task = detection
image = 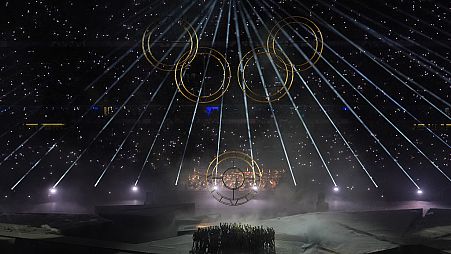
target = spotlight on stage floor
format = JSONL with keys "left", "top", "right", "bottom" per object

{"left": 417, "top": 189, "right": 423, "bottom": 195}
{"left": 131, "top": 186, "right": 139, "bottom": 192}
{"left": 49, "top": 188, "right": 57, "bottom": 195}
{"left": 333, "top": 186, "right": 340, "bottom": 192}
{"left": 252, "top": 185, "right": 258, "bottom": 192}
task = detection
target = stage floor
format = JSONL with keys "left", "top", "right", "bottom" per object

{"left": 1, "top": 208, "right": 450, "bottom": 253}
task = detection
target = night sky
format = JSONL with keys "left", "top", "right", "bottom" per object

{"left": 0, "top": 0, "right": 450, "bottom": 203}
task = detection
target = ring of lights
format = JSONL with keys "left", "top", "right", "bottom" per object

{"left": 175, "top": 47, "right": 231, "bottom": 104}
{"left": 206, "top": 151, "right": 262, "bottom": 206}
{"left": 142, "top": 16, "right": 322, "bottom": 104}
{"left": 267, "top": 16, "right": 323, "bottom": 71}
{"left": 237, "top": 47, "right": 294, "bottom": 103}
{"left": 142, "top": 19, "right": 199, "bottom": 72}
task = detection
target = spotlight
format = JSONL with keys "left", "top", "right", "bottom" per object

{"left": 213, "top": 185, "right": 218, "bottom": 190}
{"left": 49, "top": 188, "right": 57, "bottom": 195}
{"left": 417, "top": 189, "right": 423, "bottom": 195}
{"left": 131, "top": 186, "right": 138, "bottom": 192}
{"left": 252, "top": 185, "right": 258, "bottom": 191}
{"left": 333, "top": 186, "right": 339, "bottom": 192}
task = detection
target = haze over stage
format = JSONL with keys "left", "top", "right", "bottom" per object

{"left": 0, "top": 207, "right": 451, "bottom": 253}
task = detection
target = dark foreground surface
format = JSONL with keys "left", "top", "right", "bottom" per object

{"left": 0, "top": 205, "right": 450, "bottom": 253}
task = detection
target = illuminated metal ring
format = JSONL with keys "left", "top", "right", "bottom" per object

{"left": 241, "top": 48, "right": 294, "bottom": 102}
{"left": 267, "top": 16, "right": 323, "bottom": 71}
{"left": 175, "top": 47, "right": 231, "bottom": 104}
{"left": 237, "top": 47, "right": 294, "bottom": 103}
{"left": 205, "top": 151, "right": 263, "bottom": 206}
{"left": 142, "top": 19, "right": 199, "bottom": 72}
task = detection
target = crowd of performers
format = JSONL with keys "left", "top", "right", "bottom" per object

{"left": 191, "top": 223, "right": 276, "bottom": 253}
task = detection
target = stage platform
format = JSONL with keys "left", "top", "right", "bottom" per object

{"left": 0, "top": 208, "right": 450, "bottom": 253}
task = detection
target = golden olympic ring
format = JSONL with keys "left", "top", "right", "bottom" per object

{"left": 237, "top": 47, "right": 294, "bottom": 103}
{"left": 142, "top": 19, "right": 199, "bottom": 72}
{"left": 267, "top": 16, "right": 323, "bottom": 71}
{"left": 174, "top": 47, "right": 231, "bottom": 104}
{"left": 206, "top": 151, "right": 262, "bottom": 190}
